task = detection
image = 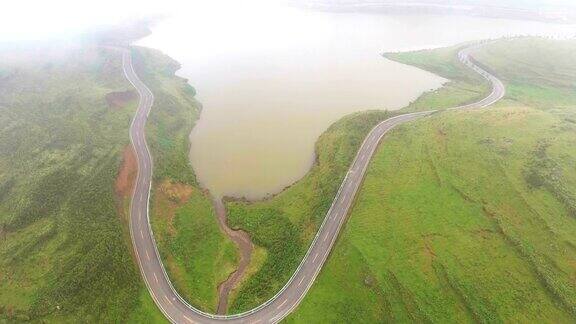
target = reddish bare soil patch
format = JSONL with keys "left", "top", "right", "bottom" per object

{"left": 115, "top": 145, "right": 137, "bottom": 199}
{"left": 106, "top": 90, "right": 136, "bottom": 109}
{"left": 115, "top": 144, "right": 138, "bottom": 263}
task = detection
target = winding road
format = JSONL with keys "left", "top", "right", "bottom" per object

{"left": 123, "top": 42, "right": 505, "bottom": 323}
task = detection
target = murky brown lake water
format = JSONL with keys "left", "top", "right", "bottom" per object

{"left": 139, "top": 3, "right": 574, "bottom": 199}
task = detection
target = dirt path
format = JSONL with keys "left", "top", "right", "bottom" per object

{"left": 213, "top": 198, "right": 253, "bottom": 314}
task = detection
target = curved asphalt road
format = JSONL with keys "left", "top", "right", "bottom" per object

{"left": 123, "top": 42, "right": 505, "bottom": 323}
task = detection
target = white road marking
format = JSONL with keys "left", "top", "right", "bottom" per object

{"left": 154, "top": 273, "right": 159, "bottom": 283}
{"left": 323, "top": 232, "right": 329, "bottom": 242}
{"left": 277, "top": 299, "right": 288, "bottom": 309}
{"left": 312, "top": 252, "right": 319, "bottom": 263}
{"left": 183, "top": 315, "right": 194, "bottom": 323}
{"left": 140, "top": 230, "right": 144, "bottom": 240}
{"left": 297, "top": 276, "right": 306, "bottom": 287}
{"left": 164, "top": 295, "right": 173, "bottom": 305}
{"left": 145, "top": 250, "right": 150, "bottom": 261}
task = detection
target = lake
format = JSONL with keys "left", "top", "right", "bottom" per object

{"left": 139, "top": 3, "right": 575, "bottom": 199}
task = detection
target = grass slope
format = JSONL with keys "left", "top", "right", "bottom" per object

{"left": 288, "top": 37, "right": 576, "bottom": 322}
{"left": 132, "top": 47, "right": 238, "bottom": 313}
{"left": 0, "top": 43, "right": 150, "bottom": 322}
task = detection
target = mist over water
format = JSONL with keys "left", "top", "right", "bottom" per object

{"left": 138, "top": 4, "right": 575, "bottom": 200}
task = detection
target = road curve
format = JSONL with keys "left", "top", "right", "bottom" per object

{"left": 123, "top": 42, "right": 505, "bottom": 324}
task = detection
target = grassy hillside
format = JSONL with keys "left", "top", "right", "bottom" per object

{"left": 132, "top": 47, "right": 239, "bottom": 313}
{"left": 0, "top": 39, "right": 232, "bottom": 321}
{"left": 287, "top": 37, "right": 576, "bottom": 322}
{"left": 0, "top": 43, "right": 152, "bottom": 322}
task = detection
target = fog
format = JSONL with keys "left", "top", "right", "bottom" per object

{"left": 0, "top": 0, "right": 286, "bottom": 41}
{"left": 2, "top": 0, "right": 575, "bottom": 200}
{"left": 1, "top": 0, "right": 575, "bottom": 42}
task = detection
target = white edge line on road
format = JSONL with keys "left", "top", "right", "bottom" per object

{"left": 297, "top": 276, "right": 305, "bottom": 287}
{"left": 165, "top": 295, "right": 173, "bottom": 305}
{"left": 270, "top": 312, "right": 284, "bottom": 323}
{"left": 312, "top": 252, "right": 319, "bottom": 263}
{"left": 276, "top": 299, "right": 288, "bottom": 310}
